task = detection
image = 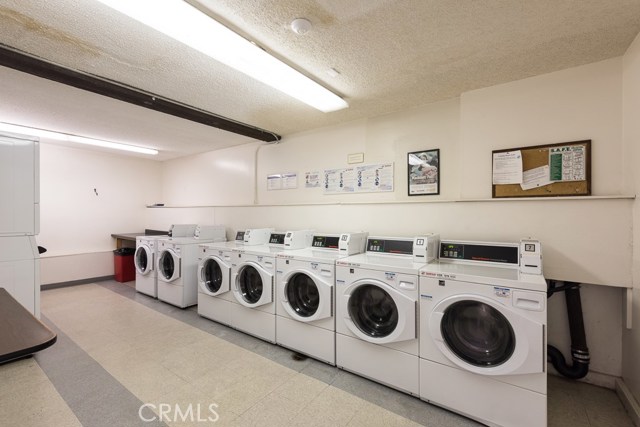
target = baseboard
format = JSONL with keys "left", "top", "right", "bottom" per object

{"left": 548, "top": 364, "right": 618, "bottom": 389}
{"left": 617, "top": 378, "right": 640, "bottom": 427}
{"left": 41, "top": 276, "right": 114, "bottom": 290}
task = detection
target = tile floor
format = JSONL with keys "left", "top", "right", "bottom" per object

{"left": 0, "top": 280, "right": 635, "bottom": 427}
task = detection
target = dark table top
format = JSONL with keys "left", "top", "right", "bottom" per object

{"left": 111, "top": 229, "right": 168, "bottom": 241}
{"left": 0, "top": 289, "right": 57, "bottom": 364}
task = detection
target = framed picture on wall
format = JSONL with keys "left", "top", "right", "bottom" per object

{"left": 408, "top": 149, "right": 440, "bottom": 196}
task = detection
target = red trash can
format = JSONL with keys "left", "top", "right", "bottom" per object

{"left": 113, "top": 248, "right": 136, "bottom": 282}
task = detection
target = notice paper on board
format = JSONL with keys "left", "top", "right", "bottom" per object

{"left": 549, "top": 146, "right": 586, "bottom": 181}
{"left": 492, "top": 150, "right": 523, "bottom": 185}
{"left": 520, "top": 165, "right": 552, "bottom": 191}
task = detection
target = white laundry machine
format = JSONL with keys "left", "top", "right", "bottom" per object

{"left": 156, "top": 225, "right": 226, "bottom": 308}
{"left": 275, "top": 232, "right": 368, "bottom": 365}
{"left": 230, "top": 230, "right": 314, "bottom": 343}
{"left": 134, "top": 224, "right": 196, "bottom": 298}
{"left": 419, "top": 239, "right": 546, "bottom": 427}
{"left": 335, "top": 234, "right": 439, "bottom": 395}
{"left": 197, "top": 228, "right": 273, "bottom": 326}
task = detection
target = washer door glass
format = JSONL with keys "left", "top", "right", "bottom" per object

{"left": 160, "top": 252, "right": 175, "bottom": 280}
{"left": 203, "top": 259, "right": 223, "bottom": 293}
{"left": 238, "top": 265, "right": 263, "bottom": 304}
{"left": 441, "top": 300, "right": 516, "bottom": 367}
{"left": 348, "top": 284, "right": 398, "bottom": 337}
{"left": 286, "top": 273, "right": 319, "bottom": 317}
{"left": 135, "top": 247, "right": 147, "bottom": 272}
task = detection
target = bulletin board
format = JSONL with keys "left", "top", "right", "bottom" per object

{"left": 492, "top": 140, "right": 591, "bottom": 198}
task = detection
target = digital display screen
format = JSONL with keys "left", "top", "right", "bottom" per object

{"left": 312, "top": 236, "right": 340, "bottom": 248}
{"left": 440, "top": 243, "right": 518, "bottom": 264}
{"left": 367, "top": 239, "right": 413, "bottom": 255}
{"left": 525, "top": 244, "right": 536, "bottom": 252}
{"left": 269, "top": 233, "right": 286, "bottom": 244}
{"left": 235, "top": 231, "right": 245, "bottom": 241}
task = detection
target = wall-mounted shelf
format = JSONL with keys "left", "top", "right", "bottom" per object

{"left": 145, "top": 194, "right": 635, "bottom": 209}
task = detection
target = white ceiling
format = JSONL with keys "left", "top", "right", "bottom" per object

{"left": 0, "top": 0, "right": 639, "bottom": 160}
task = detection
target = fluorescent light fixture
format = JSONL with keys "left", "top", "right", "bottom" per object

{"left": 95, "top": 0, "right": 349, "bottom": 113}
{"left": 0, "top": 122, "right": 158, "bottom": 155}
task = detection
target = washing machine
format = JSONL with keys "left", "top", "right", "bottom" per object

{"left": 419, "top": 239, "right": 546, "bottom": 427}
{"left": 156, "top": 225, "right": 226, "bottom": 308}
{"left": 335, "top": 234, "right": 439, "bottom": 395}
{"left": 230, "top": 230, "right": 314, "bottom": 343}
{"left": 134, "top": 224, "right": 196, "bottom": 298}
{"left": 197, "top": 228, "right": 273, "bottom": 326}
{"left": 275, "top": 232, "right": 368, "bottom": 365}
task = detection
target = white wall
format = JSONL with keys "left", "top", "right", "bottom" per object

{"left": 39, "top": 143, "right": 162, "bottom": 284}
{"left": 622, "top": 32, "right": 640, "bottom": 406}
{"left": 156, "top": 58, "right": 631, "bottom": 386}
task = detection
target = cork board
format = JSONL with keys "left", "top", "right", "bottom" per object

{"left": 492, "top": 140, "right": 591, "bottom": 198}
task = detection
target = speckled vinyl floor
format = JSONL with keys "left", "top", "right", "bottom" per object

{"left": 0, "top": 281, "right": 634, "bottom": 427}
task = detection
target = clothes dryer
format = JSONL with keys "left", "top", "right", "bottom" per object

{"left": 134, "top": 224, "right": 196, "bottom": 298}
{"left": 275, "top": 232, "right": 368, "bottom": 364}
{"left": 335, "top": 234, "right": 439, "bottom": 395}
{"left": 197, "top": 228, "right": 273, "bottom": 325}
{"left": 419, "top": 239, "right": 546, "bottom": 427}
{"left": 230, "top": 230, "right": 313, "bottom": 343}
{"left": 156, "top": 225, "right": 226, "bottom": 308}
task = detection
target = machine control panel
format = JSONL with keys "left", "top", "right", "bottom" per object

{"left": 235, "top": 231, "right": 245, "bottom": 241}
{"left": 168, "top": 224, "right": 197, "bottom": 238}
{"left": 312, "top": 235, "right": 340, "bottom": 249}
{"left": 439, "top": 241, "right": 519, "bottom": 265}
{"left": 367, "top": 238, "right": 413, "bottom": 255}
{"left": 269, "top": 232, "right": 286, "bottom": 245}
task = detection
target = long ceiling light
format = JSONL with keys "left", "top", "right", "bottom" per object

{"left": 95, "top": 0, "right": 349, "bottom": 113}
{"left": 0, "top": 122, "right": 159, "bottom": 155}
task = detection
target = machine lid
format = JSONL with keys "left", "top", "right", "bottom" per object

{"left": 237, "top": 264, "right": 264, "bottom": 304}
{"left": 440, "top": 300, "right": 516, "bottom": 367}
{"left": 201, "top": 258, "right": 224, "bottom": 293}
{"left": 348, "top": 284, "right": 399, "bottom": 338}
{"left": 159, "top": 250, "right": 179, "bottom": 281}
{"left": 286, "top": 273, "right": 321, "bottom": 317}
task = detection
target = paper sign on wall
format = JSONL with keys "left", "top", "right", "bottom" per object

{"left": 305, "top": 171, "right": 320, "bottom": 188}
{"left": 267, "top": 172, "right": 297, "bottom": 190}
{"left": 549, "top": 146, "right": 586, "bottom": 181}
{"left": 324, "top": 163, "right": 394, "bottom": 194}
{"left": 492, "top": 151, "right": 523, "bottom": 184}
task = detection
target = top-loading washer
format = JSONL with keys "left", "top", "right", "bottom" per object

{"left": 335, "top": 234, "right": 439, "bottom": 395}
{"left": 156, "top": 225, "right": 226, "bottom": 308}
{"left": 197, "top": 228, "right": 273, "bottom": 326}
{"left": 275, "top": 232, "right": 368, "bottom": 365}
{"left": 134, "top": 224, "right": 196, "bottom": 298}
{"left": 419, "top": 239, "right": 546, "bottom": 427}
{"left": 230, "top": 230, "right": 314, "bottom": 343}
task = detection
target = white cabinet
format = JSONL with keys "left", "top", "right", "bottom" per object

{"left": 0, "top": 236, "right": 40, "bottom": 317}
{"left": 0, "top": 133, "right": 39, "bottom": 236}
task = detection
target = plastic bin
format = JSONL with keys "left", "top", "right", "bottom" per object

{"left": 113, "top": 247, "right": 136, "bottom": 283}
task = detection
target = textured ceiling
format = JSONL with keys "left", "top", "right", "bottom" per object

{"left": 0, "top": 0, "right": 639, "bottom": 159}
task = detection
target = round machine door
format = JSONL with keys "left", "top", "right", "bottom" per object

{"left": 157, "top": 249, "right": 181, "bottom": 282}
{"left": 135, "top": 244, "right": 153, "bottom": 275}
{"left": 232, "top": 261, "right": 273, "bottom": 308}
{"left": 341, "top": 279, "right": 416, "bottom": 344}
{"left": 429, "top": 294, "right": 544, "bottom": 376}
{"left": 279, "top": 269, "right": 332, "bottom": 322}
{"left": 198, "top": 255, "right": 230, "bottom": 296}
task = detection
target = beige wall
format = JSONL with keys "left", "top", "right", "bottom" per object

{"left": 622, "top": 32, "right": 640, "bottom": 404}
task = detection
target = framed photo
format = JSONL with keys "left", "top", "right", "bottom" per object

{"left": 408, "top": 149, "right": 440, "bottom": 196}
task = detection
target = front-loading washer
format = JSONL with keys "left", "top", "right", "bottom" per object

{"left": 156, "top": 225, "right": 226, "bottom": 308}
{"left": 134, "top": 224, "right": 196, "bottom": 298}
{"left": 335, "top": 234, "right": 439, "bottom": 395}
{"left": 275, "top": 232, "right": 368, "bottom": 365}
{"left": 230, "top": 230, "right": 314, "bottom": 343}
{"left": 197, "top": 228, "right": 274, "bottom": 326}
{"left": 419, "top": 239, "right": 546, "bottom": 427}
